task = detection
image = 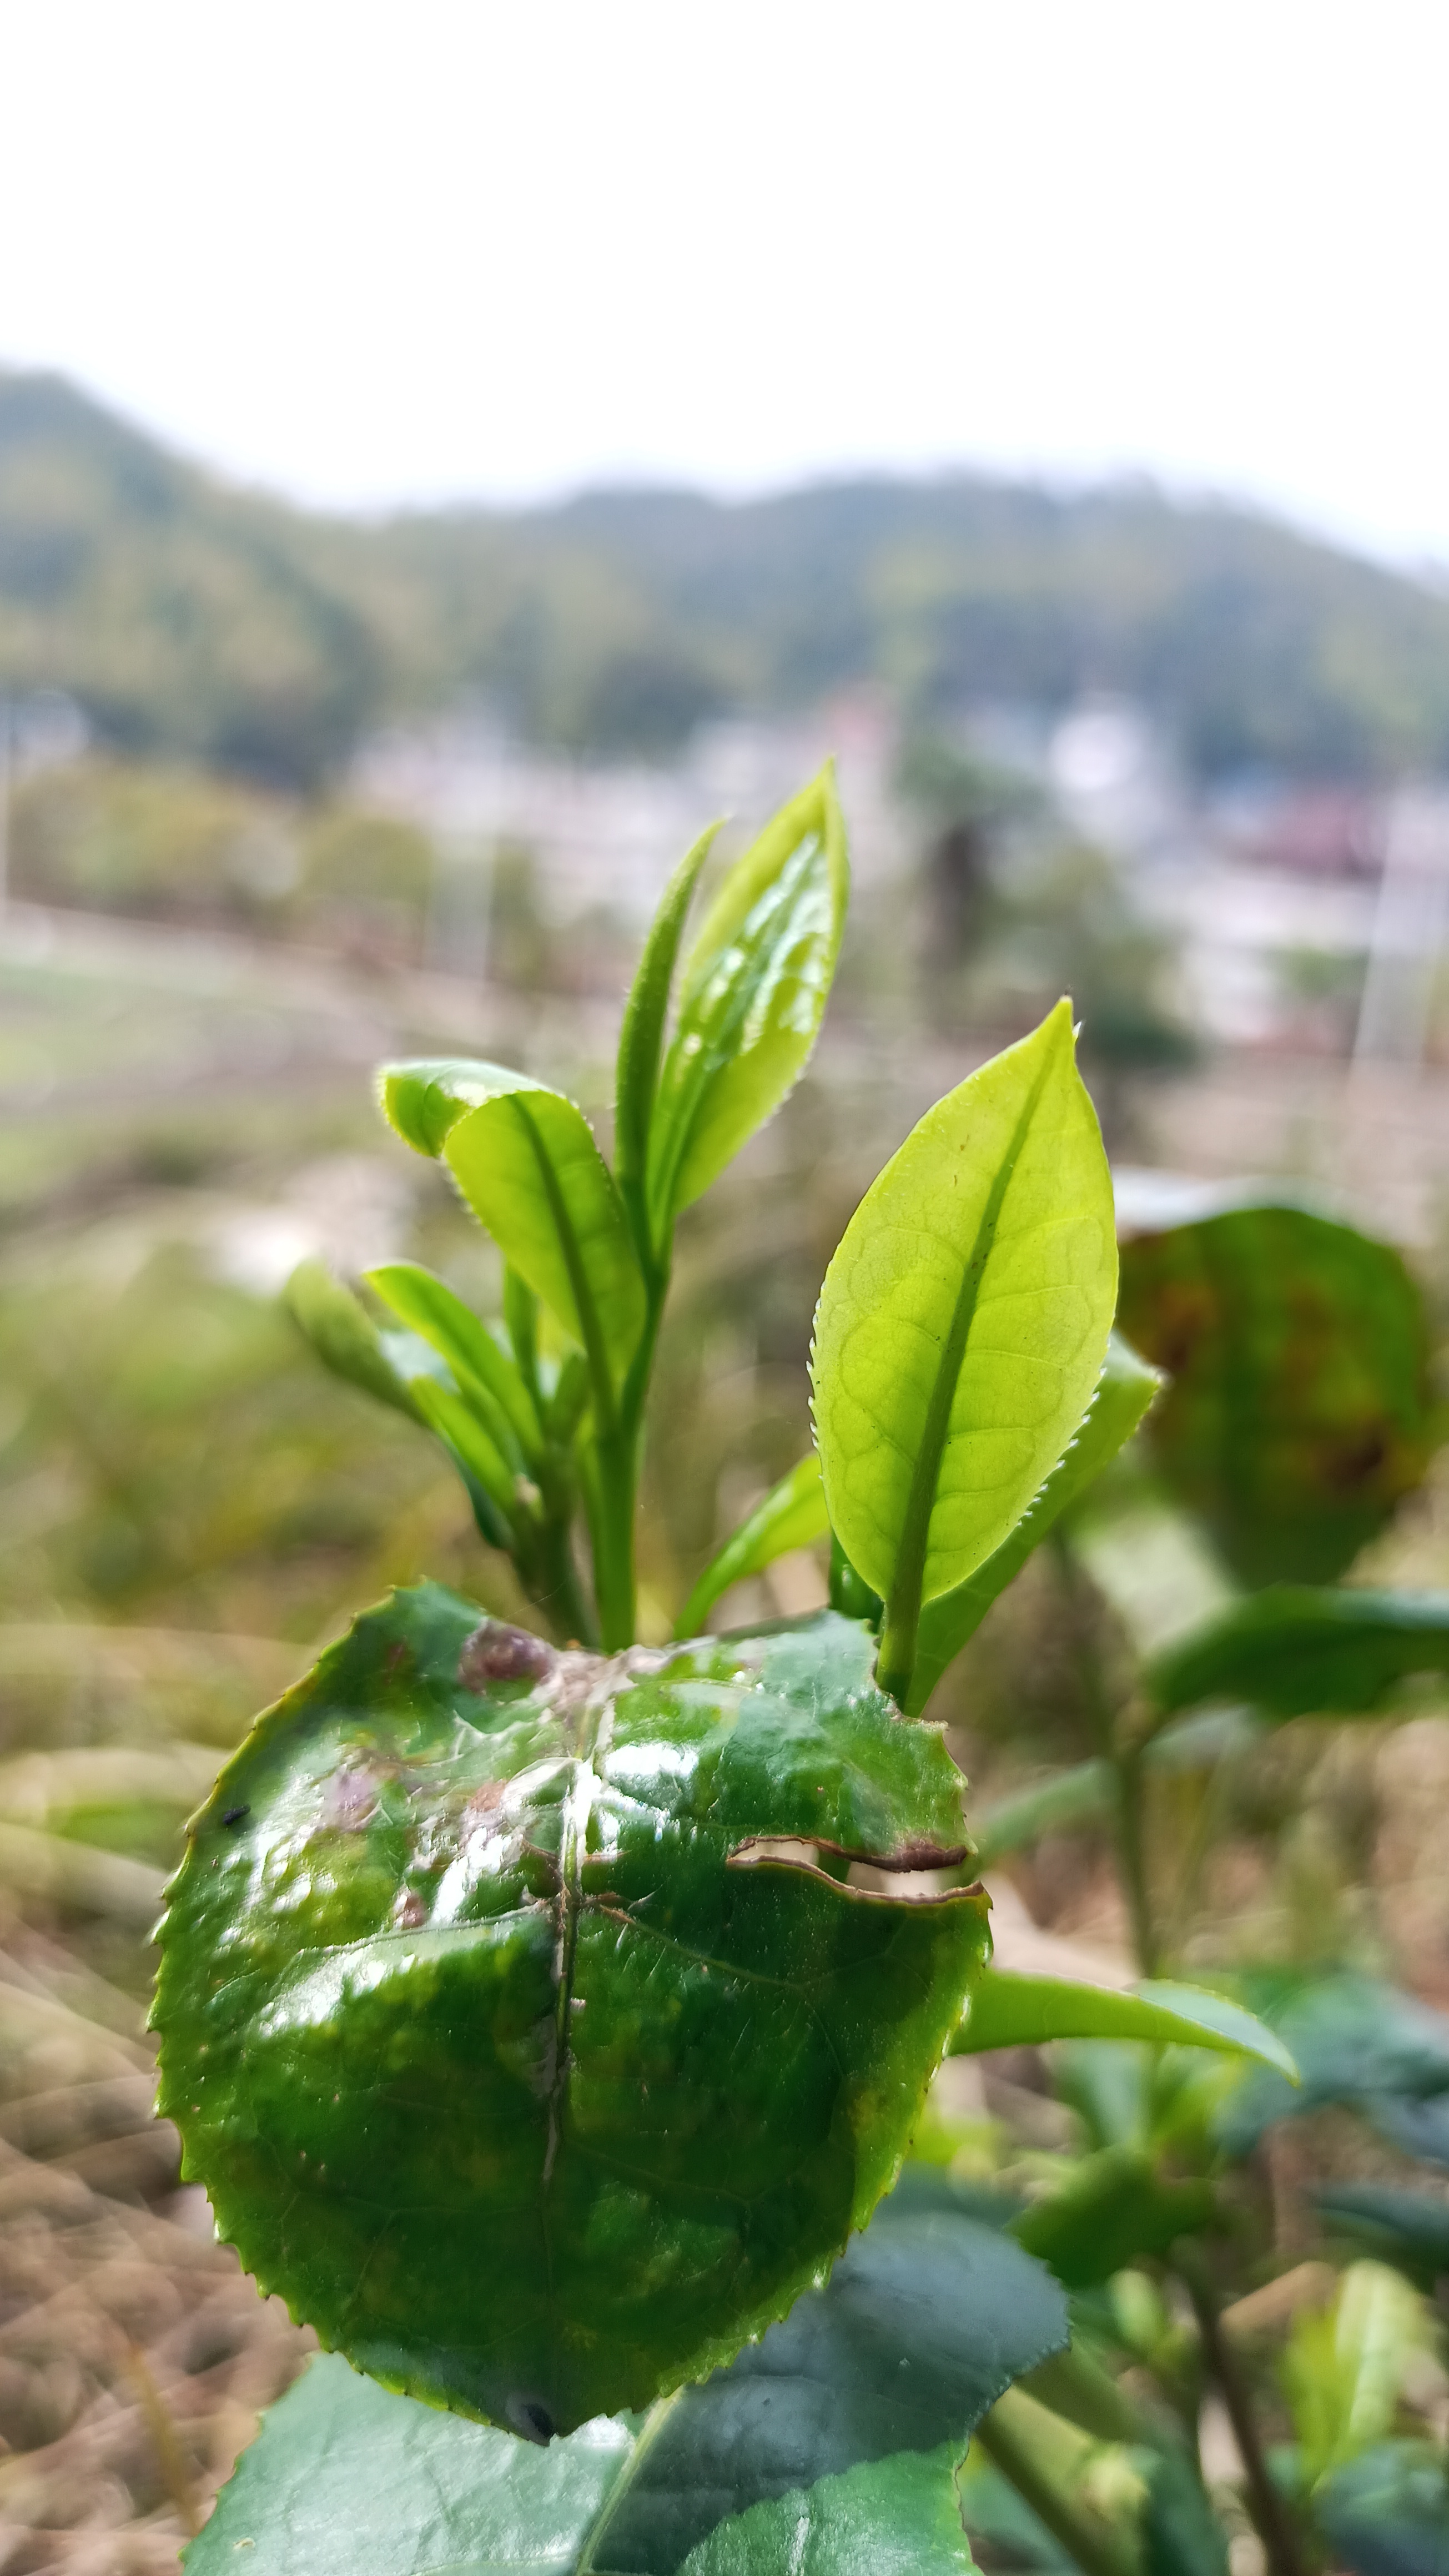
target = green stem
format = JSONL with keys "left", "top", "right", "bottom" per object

{"left": 1115, "top": 1745, "right": 1158, "bottom": 1980}
{"left": 1174, "top": 2246, "right": 1309, "bottom": 2576}
{"left": 587, "top": 1429, "right": 638, "bottom": 1651}
{"left": 975, "top": 2388, "right": 1140, "bottom": 2576}
{"left": 1053, "top": 1534, "right": 1158, "bottom": 1977}
{"left": 527, "top": 1516, "right": 597, "bottom": 1651}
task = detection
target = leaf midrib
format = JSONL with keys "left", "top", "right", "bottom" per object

{"left": 878, "top": 1034, "right": 1061, "bottom": 1704}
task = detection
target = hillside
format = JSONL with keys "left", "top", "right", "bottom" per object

{"left": 4, "top": 368, "right": 1449, "bottom": 788}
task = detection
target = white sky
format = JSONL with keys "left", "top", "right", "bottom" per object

{"left": 3, "top": 1, "right": 1448, "bottom": 562}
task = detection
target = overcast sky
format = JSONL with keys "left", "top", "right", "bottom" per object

{"left": 4, "top": 1, "right": 1447, "bottom": 563}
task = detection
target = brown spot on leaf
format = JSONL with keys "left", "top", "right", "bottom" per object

{"left": 321, "top": 1766, "right": 380, "bottom": 1829}
{"left": 459, "top": 1621, "right": 557, "bottom": 1689}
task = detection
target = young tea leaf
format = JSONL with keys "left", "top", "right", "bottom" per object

{"left": 154, "top": 1588, "right": 988, "bottom": 2435}
{"left": 379, "top": 1060, "right": 645, "bottom": 1411}
{"left": 615, "top": 820, "right": 721, "bottom": 1263}
{"left": 367, "top": 1261, "right": 543, "bottom": 1462}
{"left": 812, "top": 1002, "right": 1117, "bottom": 1707}
{"left": 646, "top": 769, "right": 848, "bottom": 1234}
{"left": 907, "top": 1332, "right": 1161, "bottom": 1713}
{"left": 676, "top": 1453, "right": 829, "bottom": 1638}
{"left": 283, "top": 1259, "right": 425, "bottom": 1422}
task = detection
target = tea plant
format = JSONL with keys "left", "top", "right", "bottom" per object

{"left": 155, "top": 773, "right": 1449, "bottom": 2574}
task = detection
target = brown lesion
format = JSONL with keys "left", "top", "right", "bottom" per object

{"left": 729, "top": 1832, "right": 972, "bottom": 1873}
{"left": 459, "top": 1621, "right": 559, "bottom": 1689}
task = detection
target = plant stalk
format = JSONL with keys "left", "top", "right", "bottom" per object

{"left": 975, "top": 2388, "right": 1141, "bottom": 2576}
{"left": 1175, "top": 2245, "right": 1309, "bottom": 2576}
{"left": 1052, "top": 1534, "right": 1158, "bottom": 1976}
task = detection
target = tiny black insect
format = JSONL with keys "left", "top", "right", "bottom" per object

{"left": 221, "top": 1805, "right": 250, "bottom": 1828}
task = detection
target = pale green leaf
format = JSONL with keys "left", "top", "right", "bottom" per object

{"left": 283, "top": 1258, "right": 424, "bottom": 1421}
{"left": 615, "top": 820, "right": 721, "bottom": 1259}
{"left": 379, "top": 1060, "right": 645, "bottom": 1410}
{"left": 954, "top": 1968, "right": 1298, "bottom": 2078}
{"left": 1285, "top": 2261, "right": 1428, "bottom": 2488}
{"left": 812, "top": 1002, "right": 1117, "bottom": 1705}
{"left": 908, "top": 1333, "right": 1161, "bottom": 1712}
{"left": 367, "top": 1260, "right": 542, "bottom": 1461}
{"left": 647, "top": 768, "right": 848, "bottom": 1228}
{"left": 676, "top": 1453, "right": 829, "bottom": 1638}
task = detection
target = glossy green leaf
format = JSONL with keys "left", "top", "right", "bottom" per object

{"left": 1148, "top": 1585, "right": 1449, "bottom": 1724}
{"left": 1010, "top": 2146, "right": 1216, "bottom": 2288}
{"left": 1318, "top": 2441, "right": 1449, "bottom": 2576}
{"left": 380, "top": 1060, "right": 646, "bottom": 1405}
{"left": 1118, "top": 1201, "right": 1436, "bottom": 1586}
{"left": 1216, "top": 1974, "right": 1449, "bottom": 2159}
{"left": 907, "top": 1334, "right": 1162, "bottom": 1713}
{"left": 812, "top": 1002, "right": 1117, "bottom": 1707}
{"left": 615, "top": 821, "right": 721, "bottom": 1262}
{"left": 189, "top": 2178, "right": 1065, "bottom": 2572}
{"left": 676, "top": 1454, "right": 829, "bottom": 1638}
{"left": 154, "top": 1589, "right": 989, "bottom": 2434}
{"left": 678, "top": 2447, "right": 979, "bottom": 2574}
{"left": 185, "top": 2355, "right": 632, "bottom": 2574}
{"left": 368, "top": 1260, "right": 543, "bottom": 1461}
{"left": 646, "top": 769, "right": 848, "bottom": 1231}
{"left": 284, "top": 1258, "right": 425, "bottom": 1422}
{"left": 1314, "top": 2187, "right": 1449, "bottom": 2291}
{"left": 954, "top": 1968, "right": 1297, "bottom": 2077}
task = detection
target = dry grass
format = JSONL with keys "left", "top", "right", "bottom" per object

{"left": 0, "top": 1935, "right": 310, "bottom": 2573}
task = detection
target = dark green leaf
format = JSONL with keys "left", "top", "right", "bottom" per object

{"left": 615, "top": 822, "right": 721, "bottom": 1262}
{"left": 1140, "top": 2450, "right": 1229, "bottom": 2576}
{"left": 379, "top": 1061, "right": 646, "bottom": 1407}
{"left": 1011, "top": 2146, "right": 1216, "bottom": 2287}
{"left": 1217, "top": 1975, "right": 1449, "bottom": 2159}
{"left": 813, "top": 1002, "right": 1117, "bottom": 1708}
{"left": 908, "top": 1334, "right": 1162, "bottom": 1713}
{"left": 646, "top": 769, "right": 848, "bottom": 1231}
{"left": 154, "top": 1591, "right": 989, "bottom": 2433}
{"left": 954, "top": 1969, "right": 1297, "bottom": 2076}
{"left": 970, "top": 1762, "right": 1115, "bottom": 1866}
{"left": 1148, "top": 1585, "right": 1449, "bottom": 1723}
{"left": 605, "top": 2195, "right": 1066, "bottom": 2569}
{"left": 368, "top": 1260, "right": 543, "bottom": 1461}
{"left": 675, "top": 1455, "right": 828, "bottom": 1638}
{"left": 189, "top": 2187, "right": 1065, "bottom": 2573}
{"left": 1117, "top": 1202, "right": 1436, "bottom": 1586}
{"left": 1318, "top": 2442, "right": 1449, "bottom": 2576}
{"left": 1314, "top": 2187, "right": 1449, "bottom": 2290}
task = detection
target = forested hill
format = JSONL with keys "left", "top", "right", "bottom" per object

{"left": 4, "top": 365, "right": 1449, "bottom": 791}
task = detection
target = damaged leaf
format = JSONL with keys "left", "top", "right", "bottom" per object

{"left": 154, "top": 1588, "right": 988, "bottom": 2435}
